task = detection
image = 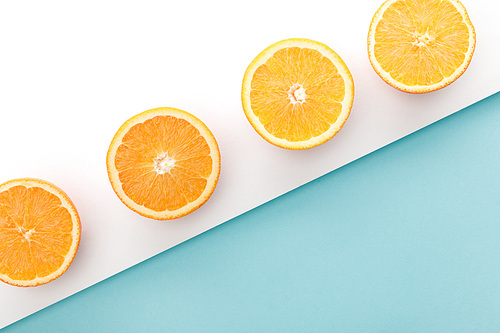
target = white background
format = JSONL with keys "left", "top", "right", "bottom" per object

{"left": 0, "top": 0, "right": 499, "bottom": 328}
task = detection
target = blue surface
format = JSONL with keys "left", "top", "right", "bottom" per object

{"left": 3, "top": 92, "right": 500, "bottom": 332}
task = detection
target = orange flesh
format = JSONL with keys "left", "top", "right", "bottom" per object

{"left": 374, "top": 0, "right": 470, "bottom": 86}
{"left": 250, "top": 47, "right": 345, "bottom": 142}
{"left": 114, "top": 115, "right": 212, "bottom": 212}
{"left": 0, "top": 186, "right": 73, "bottom": 281}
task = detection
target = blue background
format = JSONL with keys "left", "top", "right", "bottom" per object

{"left": 3, "top": 93, "right": 500, "bottom": 332}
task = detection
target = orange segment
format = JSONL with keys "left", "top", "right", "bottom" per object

{"left": 0, "top": 179, "right": 81, "bottom": 287}
{"left": 29, "top": 232, "right": 73, "bottom": 257}
{"left": 242, "top": 38, "right": 354, "bottom": 150}
{"left": 30, "top": 242, "right": 65, "bottom": 278}
{"left": 368, "top": 0, "right": 475, "bottom": 93}
{"left": 0, "top": 229, "right": 37, "bottom": 281}
{"left": 107, "top": 107, "right": 221, "bottom": 220}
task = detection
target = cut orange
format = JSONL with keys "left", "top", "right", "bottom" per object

{"left": 0, "top": 178, "right": 81, "bottom": 287}
{"left": 242, "top": 38, "right": 354, "bottom": 150}
{"left": 368, "top": 0, "right": 475, "bottom": 93}
{"left": 107, "top": 107, "right": 221, "bottom": 220}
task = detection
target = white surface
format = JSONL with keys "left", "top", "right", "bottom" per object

{"left": 0, "top": 0, "right": 499, "bottom": 328}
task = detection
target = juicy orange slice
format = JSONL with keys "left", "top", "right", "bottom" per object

{"left": 242, "top": 38, "right": 354, "bottom": 150}
{"left": 0, "top": 178, "right": 81, "bottom": 287}
{"left": 368, "top": 0, "right": 475, "bottom": 93}
{"left": 107, "top": 107, "right": 221, "bottom": 220}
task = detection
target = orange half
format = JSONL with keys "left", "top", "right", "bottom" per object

{"left": 107, "top": 107, "right": 221, "bottom": 220}
{"left": 242, "top": 38, "right": 354, "bottom": 150}
{"left": 0, "top": 178, "right": 81, "bottom": 287}
{"left": 368, "top": 0, "right": 475, "bottom": 93}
